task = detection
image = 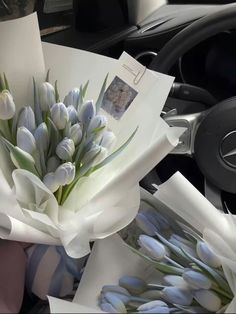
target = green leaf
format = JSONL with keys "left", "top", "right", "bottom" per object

{"left": 55, "top": 80, "right": 60, "bottom": 102}
{"left": 95, "top": 73, "right": 108, "bottom": 112}
{"left": 0, "top": 136, "right": 39, "bottom": 176}
{"left": 33, "top": 77, "right": 43, "bottom": 126}
{"left": 181, "top": 248, "right": 231, "bottom": 293}
{"left": 77, "top": 85, "right": 84, "bottom": 110}
{"left": 92, "top": 126, "right": 138, "bottom": 172}
{"left": 45, "top": 69, "right": 50, "bottom": 82}
{"left": 82, "top": 80, "right": 89, "bottom": 97}
{"left": 127, "top": 244, "right": 184, "bottom": 275}
{"left": 74, "top": 130, "right": 87, "bottom": 164}
{"left": 0, "top": 74, "right": 5, "bottom": 91}
{"left": 11, "top": 107, "right": 24, "bottom": 143}
{"left": 3, "top": 73, "right": 10, "bottom": 91}
{"left": 47, "top": 117, "right": 60, "bottom": 156}
{"left": 92, "top": 125, "right": 106, "bottom": 134}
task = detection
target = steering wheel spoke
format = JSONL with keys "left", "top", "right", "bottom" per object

{"left": 163, "top": 110, "right": 206, "bottom": 156}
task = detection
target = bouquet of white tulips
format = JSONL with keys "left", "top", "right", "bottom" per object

{"left": 0, "top": 72, "right": 130, "bottom": 205}
{"left": 0, "top": 13, "right": 184, "bottom": 260}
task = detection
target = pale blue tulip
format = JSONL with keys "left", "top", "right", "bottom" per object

{"left": 103, "top": 291, "right": 130, "bottom": 305}
{"left": 50, "top": 102, "right": 69, "bottom": 130}
{"left": 193, "top": 289, "right": 221, "bottom": 312}
{"left": 88, "top": 114, "right": 107, "bottom": 133}
{"left": 139, "top": 201, "right": 169, "bottom": 230}
{"left": 100, "top": 302, "right": 118, "bottom": 313}
{"left": 138, "top": 301, "right": 169, "bottom": 314}
{"left": 140, "top": 290, "right": 162, "bottom": 300}
{"left": 18, "top": 106, "right": 36, "bottom": 133}
{"left": 138, "top": 307, "right": 170, "bottom": 314}
{"left": 103, "top": 292, "right": 127, "bottom": 313}
{"left": 54, "top": 162, "right": 75, "bottom": 186}
{"left": 163, "top": 275, "right": 188, "bottom": 288}
{"left": 67, "top": 105, "right": 78, "bottom": 124}
{"left": 43, "top": 172, "right": 60, "bottom": 193}
{"left": 39, "top": 82, "right": 56, "bottom": 111}
{"left": 102, "top": 285, "right": 130, "bottom": 296}
{"left": 138, "top": 235, "right": 166, "bottom": 261}
{"left": 56, "top": 138, "right": 75, "bottom": 160}
{"left": 0, "top": 90, "right": 15, "bottom": 120}
{"left": 183, "top": 270, "right": 212, "bottom": 290}
{"left": 119, "top": 276, "right": 147, "bottom": 295}
{"left": 64, "top": 88, "right": 80, "bottom": 108}
{"left": 34, "top": 122, "right": 49, "bottom": 153}
{"left": 68, "top": 123, "right": 82, "bottom": 145}
{"left": 81, "top": 144, "right": 107, "bottom": 166}
{"left": 78, "top": 100, "right": 95, "bottom": 126}
{"left": 17, "top": 126, "right": 36, "bottom": 155}
{"left": 100, "top": 130, "right": 116, "bottom": 151}
{"left": 196, "top": 241, "right": 221, "bottom": 268}
{"left": 135, "top": 213, "right": 160, "bottom": 236}
{"left": 47, "top": 156, "right": 61, "bottom": 173}
{"left": 162, "top": 287, "right": 193, "bottom": 306}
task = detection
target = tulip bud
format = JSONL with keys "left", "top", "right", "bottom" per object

{"left": 47, "top": 156, "right": 61, "bottom": 173}
{"left": 34, "top": 122, "right": 49, "bottom": 153}
{"left": 162, "top": 287, "right": 193, "bottom": 306}
{"left": 103, "top": 292, "right": 127, "bottom": 313}
{"left": 64, "top": 88, "right": 80, "bottom": 108}
{"left": 50, "top": 102, "right": 69, "bottom": 130}
{"left": 193, "top": 290, "right": 221, "bottom": 312}
{"left": 17, "top": 126, "right": 36, "bottom": 155}
{"left": 55, "top": 162, "right": 75, "bottom": 186}
{"left": 18, "top": 106, "right": 36, "bottom": 133}
{"left": 102, "top": 286, "right": 130, "bottom": 297}
{"left": 100, "top": 130, "right": 116, "bottom": 151}
{"left": 39, "top": 82, "right": 56, "bottom": 111}
{"left": 67, "top": 105, "right": 78, "bottom": 124}
{"left": 100, "top": 302, "right": 118, "bottom": 314}
{"left": 163, "top": 275, "right": 188, "bottom": 288}
{"left": 43, "top": 173, "right": 60, "bottom": 193}
{"left": 103, "top": 291, "right": 130, "bottom": 305}
{"left": 196, "top": 241, "right": 221, "bottom": 268}
{"left": 135, "top": 213, "right": 160, "bottom": 236}
{"left": 68, "top": 123, "right": 82, "bottom": 145}
{"left": 81, "top": 144, "right": 107, "bottom": 166}
{"left": 183, "top": 270, "right": 212, "bottom": 290}
{"left": 0, "top": 90, "right": 15, "bottom": 120}
{"left": 138, "top": 301, "right": 169, "bottom": 314}
{"left": 119, "top": 276, "right": 147, "bottom": 295}
{"left": 88, "top": 115, "right": 107, "bottom": 133}
{"left": 138, "top": 235, "right": 166, "bottom": 261}
{"left": 78, "top": 100, "right": 95, "bottom": 126}
{"left": 56, "top": 138, "right": 75, "bottom": 161}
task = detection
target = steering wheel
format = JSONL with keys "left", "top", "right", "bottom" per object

{"left": 147, "top": 4, "right": 236, "bottom": 210}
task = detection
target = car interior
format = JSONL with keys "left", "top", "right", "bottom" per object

{"left": 39, "top": 0, "right": 236, "bottom": 214}
{"left": 2, "top": 0, "right": 236, "bottom": 212}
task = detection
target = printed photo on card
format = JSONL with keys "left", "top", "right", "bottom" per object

{"left": 101, "top": 76, "right": 138, "bottom": 120}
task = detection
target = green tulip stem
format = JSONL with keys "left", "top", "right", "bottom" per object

{"left": 56, "top": 186, "right": 63, "bottom": 204}
{"left": 164, "top": 256, "right": 184, "bottom": 269}
{"left": 211, "top": 283, "right": 233, "bottom": 300}
{"left": 1, "top": 119, "right": 12, "bottom": 142}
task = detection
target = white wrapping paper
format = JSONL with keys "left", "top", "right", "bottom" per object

{"left": 0, "top": 13, "right": 185, "bottom": 258}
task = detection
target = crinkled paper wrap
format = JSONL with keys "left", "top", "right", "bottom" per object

{"left": 0, "top": 13, "right": 184, "bottom": 258}
{"left": 48, "top": 188, "right": 169, "bottom": 313}
{"left": 154, "top": 172, "right": 236, "bottom": 313}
